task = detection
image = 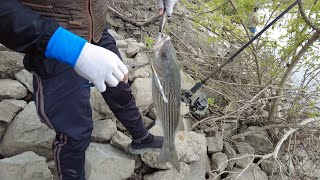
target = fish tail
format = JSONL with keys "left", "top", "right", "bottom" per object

{"left": 158, "top": 143, "right": 180, "bottom": 172}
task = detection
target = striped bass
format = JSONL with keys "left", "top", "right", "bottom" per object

{"left": 152, "top": 33, "right": 181, "bottom": 172}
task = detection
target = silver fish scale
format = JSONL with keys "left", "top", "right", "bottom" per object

{"left": 152, "top": 60, "right": 181, "bottom": 148}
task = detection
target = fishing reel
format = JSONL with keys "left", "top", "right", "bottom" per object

{"left": 182, "top": 89, "right": 208, "bottom": 116}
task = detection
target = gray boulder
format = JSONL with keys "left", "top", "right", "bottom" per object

{"left": 126, "top": 44, "right": 141, "bottom": 58}
{"left": 0, "top": 99, "right": 27, "bottom": 139}
{"left": 261, "top": 160, "right": 279, "bottom": 175}
{"left": 0, "top": 102, "right": 55, "bottom": 159}
{"left": 0, "top": 51, "right": 24, "bottom": 79}
{"left": 227, "top": 165, "right": 268, "bottom": 180}
{"left": 0, "top": 99, "right": 26, "bottom": 124}
{"left": 181, "top": 71, "right": 196, "bottom": 91}
{"left": 131, "top": 78, "right": 153, "bottom": 113}
{"left": 0, "top": 151, "right": 53, "bottom": 180}
{"left": 14, "top": 69, "right": 33, "bottom": 93}
{"left": 144, "top": 162, "right": 191, "bottom": 180}
{"left": 90, "top": 88, "right": 114, "bottom": 121}
{"left": 116, "top": 40, "right": 128, "bottom": 49}
{"left": 211, "top": 152, "right": 228, "bottom": 172}
{"left": 0, "top": 79, "right": 27, "bottom": 101}
{"left": 85, "top": 143, "right": 135, "bottom": 180}
{"left": 188, "top": 133, "right": 207, "bottom": 180}
{"left": 141, "top": 131, "right": 205, "bottom": 169}
{"left": 108, "top": 29, "right": 123, "bottom": 40}
{"left": 223, "top": 142, "right": 236, "bottom": 170}
{"left": 110, "top": 131, "right": 132, "bottom": 153}
{"left": 91, "top": 119, "right": 117, "bottom": 143}
{"left": 206, "top": 133, "right": 223, "bottom": 154}
{"left": 245, "top": 133, "right": 273, "bottom": 153}
{"left": 47, "top": 160, "right": 58, "bottom": 180}
{"left": 235, "top": 154, "right": 253, "bottom": 169}
{"left": 236, "top": 142, "right": 255, "bottom": 154}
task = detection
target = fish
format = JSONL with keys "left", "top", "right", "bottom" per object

{"left": 152, "top": 32, "right": 181, "bottom": 172}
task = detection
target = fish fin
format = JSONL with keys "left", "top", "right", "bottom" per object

{"left": 158, "top": 143, "right": 180, "bottom": 172}
{"left": 151, "top": 65, "right": 168, "bottom": 103}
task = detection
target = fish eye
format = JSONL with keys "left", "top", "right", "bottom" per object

{"left": 161, "top": 53, "right": 166, "bottom": 59}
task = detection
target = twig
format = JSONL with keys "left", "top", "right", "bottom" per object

{"left": 108, "top": 6, "right": 161, "bottom": 27}
{"left": 297, "top": 0, "right": 320, "bottom": 32}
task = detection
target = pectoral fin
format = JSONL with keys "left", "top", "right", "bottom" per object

{"left": 151, "top": 65, "right": 168, "bottom": 103}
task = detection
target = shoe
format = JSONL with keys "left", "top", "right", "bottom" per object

{"left": 128, "top": 133, "right": 164, "bottom": 154}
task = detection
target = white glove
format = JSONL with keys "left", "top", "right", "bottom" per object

{"left": 158, "top": 0, "right": 178, "bottom": 16}
{"left": 74, "top": 42, "right": 128, "bottom": 92}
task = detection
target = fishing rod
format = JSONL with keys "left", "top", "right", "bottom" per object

{"left": 182, "top": 0, "right": 299, "bottom": 112}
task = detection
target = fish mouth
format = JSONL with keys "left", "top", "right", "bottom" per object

{"left": 154, "top": 33, "right": 171, "bottom": 51}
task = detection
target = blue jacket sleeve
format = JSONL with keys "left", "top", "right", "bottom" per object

{"left": 0, "top": 0, "right": 59, "bottom": 55}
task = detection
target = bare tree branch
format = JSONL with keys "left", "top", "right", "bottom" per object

{"left": 297, "top": 0, "right": 320, "bottom": 32}
{"left": 108, "top": 6, "right": 161, "bottom": 27}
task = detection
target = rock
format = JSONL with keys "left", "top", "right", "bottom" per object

{"left": 148, "top": 124, "right": 164, "bottom": 136}
{"left": 0, "top": 99, "right": 26, "bottom": 123}
{"left": 223, "top": 122, "right": 239, "bottom": 137}
{"left": 208, "top": 172, "right": 221, "bottom": 180}
{"left": 180, "top": 71, "right": 196, "bottom": 91}
{"left": 180, "top": 103, "right": 189, "bottom": 116}
{"left": 0, "top": 102, "right": 55, "bottom": 159}
{"left": 235, "top": 154, "right": 253, "bottom": 168}
{"left": 116, "top": 40, "right": 128, "bottom": 49}
{"left": 261, "top": 160, "right": 279, "bottom": 175}
{"left": 210, "top": 152, "right": 228, "bottom": 172}
{"left": 142, "top": 116, "right": 154, "bottom": 127}
{"left": 206, "top": 133, "right": 223, "bottom": 154}
{"left": 0, "top": 125, "right": 5, "bottom": 141}
{"left": 295, "top": 147, "right": 320, "bottom": 178}
{"left": 223, "top": 142, "right": 236, "bottom": 170}
{"left": 235, "top": 142, "right": 255, "bottom": 154}
{"left": 227, "top": 165, "right": 268, "bottom": 180}
{"left": 0, "top": 99, "right": 27, "bottom": 139}
{"left": 85, "top": 143, "right": 135, "bottom": 180}
{"left": 147, "top": 107, "right": 157, "bottom": 120}
{"left": 0, "top": 79, "right": 28, "bottom": 101}
{"left": 141, "top": 131, "right": 205, "bottom": 169}
{"left": 126, "top": 44, "right": 140, "bottom": 58}
{"left": 90, "top": 88, "right": 114, "bottom": 121}
{"left": 110, "top": 131, "right": 132, "bottom": 153}
{"left": 246, "top": 126, "right": 268, "bottom": 136}
{"left": 268, "top": 174, "right": 289, "bottom": 180}
{"left": 119, "top": 49, "right": 135, "bottom": 64}
{"left": 131, "top": 78, "right": 152, "bottom": 113}
{"left": 0, "top": 151, "right": 53, "bottom": 180}
{"left": 188, "top": 133, "right": 207, "bottom": 180}
{"left": 92, "top": 119, "right": 117, "bottom": 143}
{"left": 47, "top": 160, "right": 58, "bottom": 180}
{"left": 245, "top": 133, "right": 273, "bottom": 153}
{"left": 134, "top": 52, "right": 149, "bottom": 64}
{"left": 14, "top": 69, "right": 33, "bottom": 93}
{"left": 129, "top": 66, "right": 151, "bottom": 82}
{"left": 115, "top": 119, "right": 127, "bottom": 131}
{"left": 0, "top": 51, "right": 24, "bottom": 79}
{"left": 108, "top": 29, "right": 123, "bottom": 40}
{"left": 144, "top": 162, "right": 191, "bottom": 180}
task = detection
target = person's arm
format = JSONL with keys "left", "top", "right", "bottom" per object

{"left": 0, "top": 0, "right": 128, "bottom": 92}
{"left": 0, "top": 0, "right": 59, "bottom": 55}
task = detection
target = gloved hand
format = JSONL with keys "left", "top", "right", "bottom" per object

{"left": 45, "top": 27, "right": 128, "bottom": 92}
{"left": 158, "top": 0, "right": 178, "bottom": 16}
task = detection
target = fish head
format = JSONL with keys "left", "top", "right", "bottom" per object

{"left": 153, "top": 33, "right": 177, "bottom": 77}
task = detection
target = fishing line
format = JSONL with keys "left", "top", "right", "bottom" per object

{"left": 182, "top": 0, "right": 299, "bottom": 105}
